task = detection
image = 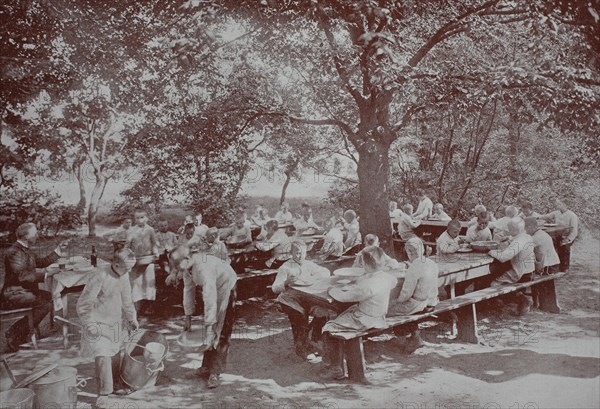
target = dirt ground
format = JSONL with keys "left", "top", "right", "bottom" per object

{"left": 2, "top": 229, "right": 599, "bottom": 409}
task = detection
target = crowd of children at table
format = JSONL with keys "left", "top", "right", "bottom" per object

{"left": 1, "top": 194, "right": 579, "bottom": 407}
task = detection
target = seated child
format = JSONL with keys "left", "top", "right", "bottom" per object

{"left": 341, "top": 209, "right": 362, "bottom": 250}
{"left": 293, "top": 203, "right": 322, "bottom": 234}
{"left": 353, "top": 234, "right": 402, "bottom": 271}
{"left": 223, "top": 212, "right": 252, "bottom": 246}
{"left": 320, "top": 246, "right": 397, "bottom": 380}
{"left": 272, "top": 240, "right": 331, "bottom": 359}
{"left": 388, "top": 237, "right": 439, "bottom": 352}
{"left": 317, "top": 218, "right": 344, "bottom": 260}
{"left": 466, "top": 212, "right": 493, "bottom": 243}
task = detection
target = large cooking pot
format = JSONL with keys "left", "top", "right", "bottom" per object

{"left": 470, "top": 241, "right": 499, "bottom": 252}
{"left": 29, "top": 366, "right": 84, "bottom": 409}
{"left": 0, "top": 388, "right": 35, "bottom": 409}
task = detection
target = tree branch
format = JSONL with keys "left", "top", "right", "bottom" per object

{"left": 316, "top": 7, "right": 366, "bottom": 108}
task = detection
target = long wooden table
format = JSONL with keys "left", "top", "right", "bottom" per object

{"left": 287, "top": 253, "right": 494, "bottom": 314}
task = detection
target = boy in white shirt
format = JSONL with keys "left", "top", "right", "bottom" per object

{"left": 273, "top": 241, "right": 330, "bottom": 359}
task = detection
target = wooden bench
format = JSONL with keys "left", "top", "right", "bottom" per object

{"left": 0, "top": 307, "right": 39, "bottom": 350}
{"left": 328, "top": 272, "right": 565, "bottom": 383}
{"left": 236, "top": 269, "right": 279, "bottom": 300}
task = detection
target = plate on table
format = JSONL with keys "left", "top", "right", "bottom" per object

{"left": 332, "top": 267, "right": 364, "bottom": 278}
{"left": 457, "top": 247, "right": 473, "bottom": 253}
{"left": 328, "top": 287, "right": 352, "bottom": 300}
{"left": 336, "top": 279, "right": 353, "bottom": 285}
{"left": 544, "top": 223, "right": 557, "bottom": 227}
{"left": 255, "top": 242, "right": 279, "bottom": 251}
{"left": 290, "top": 280, "right": 313, "bottom": 287}
{"left": 71, "top": 265, "right": 97, "bottom": 274}
{"left": 301, "top": 229, "right": 317, "bottom": 236}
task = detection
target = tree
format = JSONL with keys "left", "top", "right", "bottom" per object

{"left": 177, "top": 0, "right": 599, "bottom": 253}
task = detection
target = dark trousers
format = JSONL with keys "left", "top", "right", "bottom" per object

{"left": 280, "top": 304, "right": 327, "bottom": 351}
{"left": 2, "top": 288, "right": 52, "bottom": 346}
{"left": 553, "top": 238, "right": 571, "bottom": 272}
{"left": 201, "top": 290, "right": 236, "bottom": 376}
{"left": 322, "top": 333, "right": 344, "bottom": 370}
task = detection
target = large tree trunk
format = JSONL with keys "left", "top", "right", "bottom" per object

{"left": 87, "top": 173, "right": 108, "bottom": 237}
{"left": 356, "top": 139, "right": 393, "bottom": 255}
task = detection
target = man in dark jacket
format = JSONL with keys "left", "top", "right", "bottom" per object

{"left": 1, "top": 223, "right": 65, "bottom": 351}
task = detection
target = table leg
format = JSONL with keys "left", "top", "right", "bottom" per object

{"left": 344, "top": 338, "right": 367, "bottom": 383}
{"left": 456, "top": 304, "right": 479, "bottom": 344}
{"left": 536, "top": 281, "right": 561, "bottom": 314}
{"left": 61, "top": 293, "right": 69, "bottom": 349}
{"left": 450, "top": 283, "right": 458, "bottom": 338}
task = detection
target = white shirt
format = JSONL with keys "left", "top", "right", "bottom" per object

{"left": 548, "top": 210, "right": 579, "bottom": 243}
{"left": 531, "top": 229, "right": 560, "bottom": 269}
{"left": 293, "top": 216, "right": 320, "bottom": 233}
{"left": 182, "top": 255, "right": 237, "bottom": 323}
{"left": 436, "top": 231, "right": 460, "bottom": 256}
{"left": 275, "top": 210, "right": 294, "bottom": 223}
{"left": 489, "top": 233, "right": 535, "bottom": 283}
{"left": 397, "top": 214, "right": 420, "bottom": 241}
{"left": 320, "top": 228, "right": 344, "bottom": 257}
{"left": 466, "top": 225, "right": 492, "bottom": 242}
{"left": 343, "top": 219, "right": 362, "bottom": 249}
{"left": 413, "top": 197, "right": 433, "bottom": 220}
{"left": 272, "top": 259, "right": 330, "bottom": 294}
{"left": 323, "top": 270, "right": 398, "bottom": 332}
{"left": 491, "top": 216, "right": 514, "bottom": 241}
{"left": 430, "top": 211, "right": 451, "bottom": 221}
{"left": 353, "top": 249, "right": 401, "bottom": 271}
{"left": 397, "top": 257, "right": 439, "bottom": 305}
{"left": 389, "top": 209, "right": 404, "bottom": 223}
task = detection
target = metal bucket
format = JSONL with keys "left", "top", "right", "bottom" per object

{"left": 121, "top": 330, "right": 168, "bottom": 390}
{"left": 29, "top": 367, "right": 82, "bottom": 409}
{"left": 0, "top": 388, "right": 35, "bottom": 409}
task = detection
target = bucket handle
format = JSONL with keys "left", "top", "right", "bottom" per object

{"left": 76, "top": 377, "right": 89, "bottom": 388}
{"left": 145, "top": 361, "right": 164, "bottom": 375}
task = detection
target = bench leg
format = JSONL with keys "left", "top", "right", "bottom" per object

{"left": 535, "top": 281, "right": 561, "bottom": 314}
{"left": 62, "top": 321, "right": 69, "bottom": 349}
{"left": 343, "top": 338, "right": 367, "bottom": 383}
{"left": 455, "top": 304, "right": 479, "bottom": 344}
{"left": 25, "top": 311, "right": 39, "bottom": 350}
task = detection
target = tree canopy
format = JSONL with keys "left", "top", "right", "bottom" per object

{"left": 1, "top": 0, "right": 598, "bottom": 240}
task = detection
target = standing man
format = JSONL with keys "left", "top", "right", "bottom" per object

{"left": 2, "top": 223, "right": 66, "bottom": 351}
{"left": 542, "top": 198, "right": 579, "bottom": 273}
{"left": 412, "top": 189, "right": 433, "bottom": 220}
{"left": 167, "top": 246, "right": 237, "bottom": 389}
{"left": 524, "top": 217, "right": 561, "bottom": 312}
{"left": 127, "top": 210, "right": 159, "bottom": 314}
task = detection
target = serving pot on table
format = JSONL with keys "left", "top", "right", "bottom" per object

{"left": 469, "top": 241, "right": 499, "bottom": 252}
